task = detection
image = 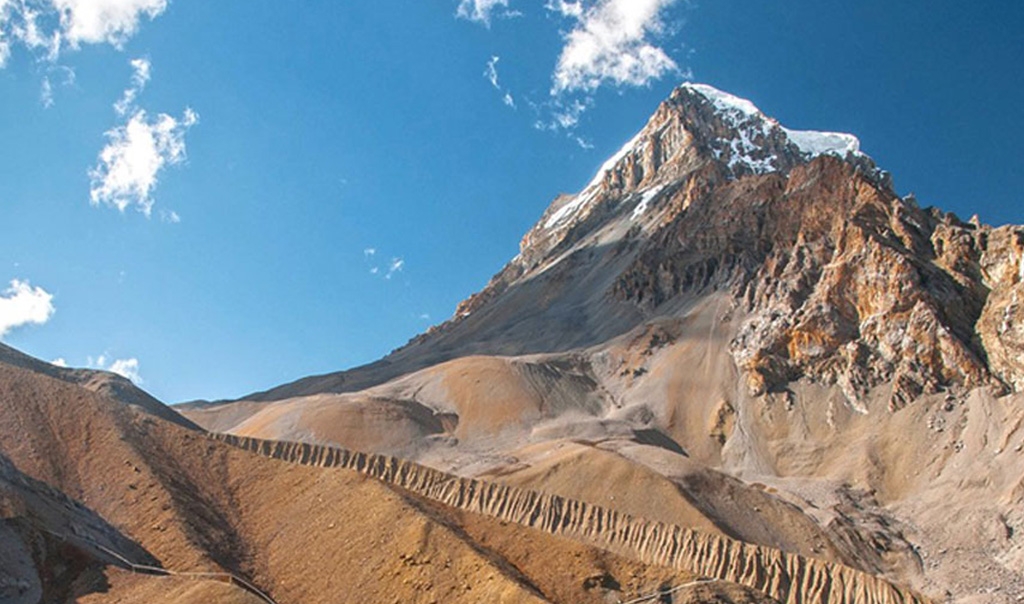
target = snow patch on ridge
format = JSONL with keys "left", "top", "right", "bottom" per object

{"left": 684, "top": 83, "right": 761, "bottom": 118}
{"left": 681, "top": 82, "right": 863, "bottom": 175}
{"left": 544, "top": 82, "right": 869, "bottom": 231}
{"left": 546, "top": 130, "right": 646, "bottom": 229}
{"left": 585, "top": 129, "right": 646, "bottom": 191}
{"left": 783, "top": 128, "right": 860, "bottom": 157}
{"left": 631, "top": 185, "right": 666, "bottom": 220}
{"left": 545, "top": 187, "right": 601, "bottom": 229}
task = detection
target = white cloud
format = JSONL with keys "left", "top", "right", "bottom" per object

{"left": 363, "top": 247, "right": 376, "bottom": 257}
{"left": 484, "top": 55, "right": 500, "bottom": 89}
{"left": 0, "top": 279, "right": 55, "bottom": 339}
{"left": 551, "top": 0, "right": 679, "bottom": 94}
{"left": 90, "top": 59, "right": 198, "bottom": 217}
{"left": 51, "top": 357, "right": 67, "bottom": 367}
{"left": 40, "top": 75, "right": 53, "bottom": 106}
{"left": 87, "top": 353, "right": 143, "bottom": 384}
{"left": 52, "top": 0, "right": 166, "bottom": 48}
{"left": 108, "top": 357, "right": 142, "bottom": 383}
{"left": 385, "top": 257, "right": 404, "bottom": 280}
{"left": 113, "top": 55, "right": 149, "bottom": 115}
{"left": 159, "top": 208, "right": 179, "bottom": 223}
{"left": 484, "top": 55, "right": 517, "bottom": 110}
{"left": 0, "top": 0, "right": 167, "bottom": 66}
{"left": 534, "top": 97, "right": 589, "bottom": 131}
{"left": 456, "top": 0, "right": 514, "bottom": 26}
{"left": 545, "top": 0, "right": 583, "bottom": 18}
{"left": 40, "top": 63, "right": 75, "bottom": 105}
{"left": 0, "top": 0, "right": 9, "bottom": 67}
{"left": 38, "top": 64, "right": 74, "bottom": 106}
{"left": 89, "top": 107, "right": 197, "bottom": 215}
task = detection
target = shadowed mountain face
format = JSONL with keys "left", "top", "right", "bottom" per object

{"left": 179, "top": 83, "right": 1024, "bottom": 603}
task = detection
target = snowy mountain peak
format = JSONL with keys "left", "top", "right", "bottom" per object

{"left": 541, "top": 82, "right": 878, "bottom": 233}
{"left": 677, "top": 82, "right": 864, "bottom": 173}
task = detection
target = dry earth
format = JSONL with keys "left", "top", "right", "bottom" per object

{"left": 0, "top": 353, "right": 777, "bottom": 604}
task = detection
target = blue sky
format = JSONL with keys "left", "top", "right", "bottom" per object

{"left": 1, "top": 0, "right": 1021, "bottom": 402}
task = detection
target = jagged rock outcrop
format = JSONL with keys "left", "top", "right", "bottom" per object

{"left": 214, "top": 433, "right": 929, "bottom": 604}
{"left": 415, "top": 84, "right": 1024, "bottom": 412}
{"left": 225, "top": 83, "right": 1024, "bottom": 412}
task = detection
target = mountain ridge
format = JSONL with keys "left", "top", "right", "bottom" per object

{"left": 211, "top": 82, "right": 1023, "bottom": 410}
{"left": 175, "top": 82, "right": 1024, "bottom": 602}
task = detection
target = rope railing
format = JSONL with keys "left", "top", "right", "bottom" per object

{"left": 618, "top": 578, "right": 721, "bottom": 604}
{"left": 41, "top": 529, "right": 278, "bottom": 604}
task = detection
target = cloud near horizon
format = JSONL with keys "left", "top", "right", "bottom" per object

{"left": 88, "top": 353, "right": 144, "bottom": 384}
{"left": 0, "top": 279, "right": 55, "bottom": 339}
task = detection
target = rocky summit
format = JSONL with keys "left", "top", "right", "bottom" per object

{"left": 235, "top": 83, "right": 1024, "bottom": 413}
{"left": 4, "top": 82, "right": 1024, "bottom": 604}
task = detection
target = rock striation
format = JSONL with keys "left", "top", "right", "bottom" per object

{"left": 213, "top": 433, "right": 930, "bottom": 604}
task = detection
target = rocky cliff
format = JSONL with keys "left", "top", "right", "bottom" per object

{"left": 421, "top": 83, "right": 1024, "bottom": 412}
{"left": 236, "top": 83, "right": 1024, "bottom": 410}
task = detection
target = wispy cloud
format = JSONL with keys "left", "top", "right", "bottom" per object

{"left": 38, "top": 64, "right": 74, "bottom": 108}
{"left": 485, "top": 55, "right": 500, "bottom": 88}
{"left": 113, "top": 56, "right": 149, "bottom": 116}
{"left": 364, "top": 248, "right": 407, "bottom": 281}
{"left": 484, "top": 55, "right": 517, "bottom": 109}
{"left": 159, "top": 208, "right": 180, "bottom": 223}
{"left": 0, "top": 279, "right": 55, "bottom": 339}
{"left": 40, "top": 75, "right": 53, "bottom": 107}
{"left": 89, "top": 58, "right": 198, "bottom": 217}
{"left": 385, "top": 257, "right": 404, "bottom": 280}
{"left": 456, "top": 0, "right": 518, "bottom": 26}
{"left": 0, "top": 0, "right": 167, "bottom": 66}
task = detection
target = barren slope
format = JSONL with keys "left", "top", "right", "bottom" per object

{"left": 1, "top": 354, "right": 771, "bottom": 604}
